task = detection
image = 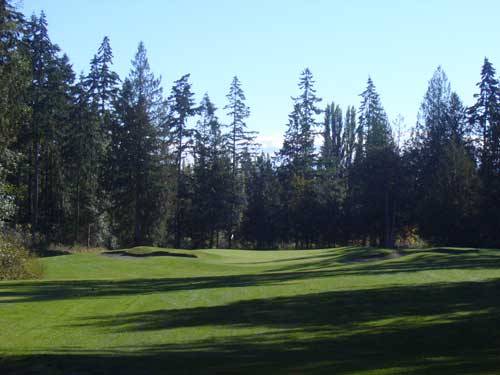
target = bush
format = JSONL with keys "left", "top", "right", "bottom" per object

{"left": 0, "top": 234, "right": 42, "bottom": 280}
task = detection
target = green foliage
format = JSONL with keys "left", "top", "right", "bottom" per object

{"left": 191, "top": 94, "right": 232, "bottom": 248}
{"left": 241, "top": 154, "right": 281, "bottom": 249}
{"left": 110, "top": 42, "right": 166, "bottom": 247}
{"left": 0, "top": 233, "right": 42, "bottom": 280}
{"left": 279, "top": 68, "right": 322, "bottom": 174}
{"left": 224, "top": 76, "right": 258, "bottom": 247}
{"left": 167, "top": 73, "right": 198, "bottom": 248}
{"left": 408, "top": 67, "right": 479, "bottom": 246}
{"left": 468, "top": 58, "right": 500, "bottom": 246}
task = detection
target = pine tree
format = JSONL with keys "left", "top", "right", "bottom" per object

{"left": 111, "top": 42, "right": 165, "bottom": 246}
{"left": 352, "top": 78, "right": 397, "bottom": 247}
{"left": 278, "top": 69, "right": 322, "bottom": 248}
{"left": 319, "top": 102, "right": 343, "bottom": 171}
{"left": 167, "top": 74, "right": 198, "bottom": 248}
{"left": 224, "top": 76, "right": 257, "bottom": 247}
{"left": 191, "top": 94, "right": 232, "bottom": 247}
{"left": 342, "top": 106, "right": 357, "bottom": 170}
{"left": 317, "top": 102, "right": 346, "bottom": 246}
{"left": 63, "top": 74, "right": 104, "bottom": 245}
{"left": 22, "top": 12, "right": 58, "bottom": 242}
{"left": 79, "top": 37, "right": 121, "bottom": 246}
{"left": 468, "top": 58, "right": 500, "bottom": 246}
{"left": 419, "top": 140, "right": 479, "bottom": 245}
{"left": 410, "top": 67, "right": 477, "bottom": 245}
{"left": 0, "top": 0, "right": 28, "bottom": 229}
{"left": 279, "top": 68, "right": 322, "bottom": 172}
{"left": 85, "top": 36, "right": 120, "bottom": 118}
{"left": 20, "top": 13, "right": 76, "bottom": 243}
{"left": 292, "top": 68, "right": 322, "bottom": 173}
{"left": 241, "top": 154, "right": 281, "bottom": 249}
{"left": 0, "top": 0, "right": 27, "bottom": 154}
{"left": 468, "top": 58, "right": 500, "bottom": 166}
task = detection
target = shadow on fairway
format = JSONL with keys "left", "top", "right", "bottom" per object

{"left": 268, "top": 247, "right": 500, "bottom": 274}
{"left": 2, "top": 248, "right": 500, "bottom": 305}
{"left": 3, "top": 279, "right": 500, "bottom": 374}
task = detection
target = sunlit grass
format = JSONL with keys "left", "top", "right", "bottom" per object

{"left": 1, "top": 246, "right": 500, "bottom": 374}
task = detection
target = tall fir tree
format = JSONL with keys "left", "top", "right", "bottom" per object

{"left": 351, "top": 78, "right": 397, "bottom": 247}
{"left": 410, "top": 67, "right": 478, "bottom": 245}
{"left": 468, "top": 58, "right": 500, "bottom": 246}
{"left": 278, "top": 68, "right": 322, "bottom": 248}
{"left": 63, "top": 75, "right": 103, "bottom": 245}
{"left": 19, "top": 13, "right": 76, "bottom": 243}
{"left": 191, "top": 94, "right": 232, "bottom": 247}
{"left": 111, "top": 42, "right": 165, "bottom": 246}
{"left": 0, "top": 0, "right": 27, "bottom": 228}
{"left": 167, "top": 74, "right": 198, "bottom": 248}
{"left": 224, "top": 76, "right": 257, "bottom": 247}
{"left": 241, "top": 154, "right": 281, "bottom": 249}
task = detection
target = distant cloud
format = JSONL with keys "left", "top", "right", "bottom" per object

{"left": 256, "top": 132, "right": 327, "bottom": 155}
{"left": 256, "top": 134, "right": 283, "bottom": 154}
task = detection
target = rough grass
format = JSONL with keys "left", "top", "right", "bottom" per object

{"left": 1, "top": 246, "right": 500, "bottom": 374}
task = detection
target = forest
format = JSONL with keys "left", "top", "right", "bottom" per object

{"left": 1, "top": 1, "right": 499, "bottom": 251}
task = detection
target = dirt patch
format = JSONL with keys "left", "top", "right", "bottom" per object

{"left": 102, "top": 251, "right": 197, "bottom": 259}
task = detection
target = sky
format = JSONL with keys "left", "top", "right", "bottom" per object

{"left": 21, "top": 0, "right": 500, "bottom": 152}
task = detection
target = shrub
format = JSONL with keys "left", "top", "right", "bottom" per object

{"left": 0, "top": 234, "right": 42, "bottom": 280}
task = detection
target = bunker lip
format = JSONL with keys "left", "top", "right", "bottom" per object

{"left": 102, "top": 250, "right": 197, "bottom": 259}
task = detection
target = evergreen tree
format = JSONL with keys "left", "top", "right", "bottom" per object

{"left": 468, "top": 58, "right": 500, "bottom": 163}
{"left": 111, "top": 42, "right": 165, "bottom": 246}
{"left": 167, "top": 74, "right": 198, "bottom": 248}
{"left": 81, "top": 36, "right": 121, "bottom": 246}
{"left": 278, "top": 68, "right": 322, "bottom": 248}
{"left": 419, "top": 140, "right": 480, "bottom": 245}
{"left": 191, "top": 94, "right": 232, "bottom": 247}
{"left": 317, "top": 102, "right": 345, "bottom": 246}
{"left": 85, "top": 36, "right": 120, "bottom": 118}
{"left": 22, "top": 12, "right": 58, "bottom": 242}
{"left": 63, "top": 75, "right": 104, "bottom": 245}
{"left": 241, "top": 154, "right": 281, "bottom": 249}
{"left": 224, "top": 76, "right": 257, "bottom": 247}
{"left": 280, "top": 68, "right": 322, "bottom": 174}
{"left": 468, "top": 58, "right": 500, "bottom": 245}
{"left": 410, "top": 67, "right": 477, "bottom": 245}
{"left": 0, "top": 0, "right": 27, "bottom": 154}
{"left": 352, "top": 78, "right": 397, "bottom": 247}
{"left": 0, "top": 0, "right": 28, "bottom": 230}
{"left": 19, "top": 13, "right": 76, "bottom": 243}
{"left": 342, "top": 106, "right": 357, "bottom": 170}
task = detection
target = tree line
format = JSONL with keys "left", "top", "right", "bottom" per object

{"left": 1, "top": 2, "right": 499, "bottom": 249}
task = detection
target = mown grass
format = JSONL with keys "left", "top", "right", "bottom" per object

{"left": 1, "top": 246, "right": 500, "bottom": 374}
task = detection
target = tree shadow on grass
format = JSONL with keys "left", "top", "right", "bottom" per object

{"left": 2, "top": 248, "right": 500, "bottom": 304}
{"left": 268, "top": 247, "right": 500, "bottom": 274}
{"left": 4, "top": 279, "right": 500, "bottom": 374}
{"left": 69, "top": 280, "right": 499, "bottom": 333}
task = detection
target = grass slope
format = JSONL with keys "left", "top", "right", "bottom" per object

{"left": 1, "top": 246, "right": 500, "bottom": 374}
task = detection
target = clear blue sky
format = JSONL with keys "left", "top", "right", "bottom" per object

{"left": 22, "top": 0, "right": 500, "bottom": 151}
